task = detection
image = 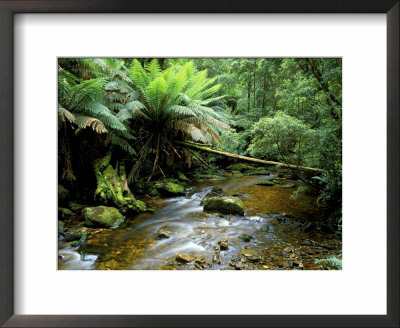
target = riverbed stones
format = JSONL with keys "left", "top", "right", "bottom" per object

{"left": 176, "top": 253, "right": 194, "bottom": 263}
{"left": 219, "top": 241, "right": 229, "bottom": 250}
{"left": 203, "top": 196, "right": 245, "bottom": 215}
{"left": 240, "top": 248, "right": 261, "bottom": 262}
{"left": 83, "top": 206, "right": 125, "bottom": 228}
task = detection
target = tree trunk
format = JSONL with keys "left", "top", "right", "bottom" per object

{"left": 94, "top": 151, "right": 146, "bottom": 214}
{"left": 307, "top": 58, "right": 341, "bottom": 120}
{"left": 176, "top": 141, "right": 325, "bottom": 173}
{"left": 247, "top": 70, "right": 251, "bottom": 112}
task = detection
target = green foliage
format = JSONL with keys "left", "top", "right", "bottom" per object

{"left": 248, "top": 111, "right": 315, "bottom": 165}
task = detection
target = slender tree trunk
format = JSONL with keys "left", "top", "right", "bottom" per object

{"left": 307, "top": 58, "right": 341, "bottom": 120}
{"left": 253, "top": 69, "right": 256, "bottom": 108}
{"left": 262, "top": 75, "right": 267, "bottom": 111}
{"left": 247, "top": 70, "right": 251, "bottom": 112}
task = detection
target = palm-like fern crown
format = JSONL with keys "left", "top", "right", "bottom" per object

{"left": 58, "top": 59, "right": 136, "bottom": 155}
{"left": 124, "top": 59, "right": 229, "bottom": 144}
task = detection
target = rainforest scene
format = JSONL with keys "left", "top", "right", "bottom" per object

{"left": 58, "top": 58, "right": 342, "bottom": 270}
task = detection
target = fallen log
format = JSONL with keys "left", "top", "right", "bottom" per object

{"left": 176, "top": 141, "right": 325, "bottom": 173}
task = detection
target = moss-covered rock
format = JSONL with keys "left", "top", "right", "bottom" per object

{"left": 203, "top": 196, "right": 245, "bottom": 215}
{"left": 83, "top": 206, "right": 125, "bottom": 228}
{"left": 200, "top": 187, "right": 227, "bottom": 205}
{"left": 68, "top": 201, "right": 86, "bottom": 212}
{"left": 245, "top": 169, "right": 270, "bottom": 176}
{"left": 232, "top": 170, "right": 243, "bottom": 178}
{"left": 194, "top": 173, "right": 225, "bottom": 180}
{"left": 254, "top": 180, "right": 275, "bottom": 186}
{"left": 225, "top": 163, "right": 255, "bottom": 171}
{"left": 58, "top": 185, "right": 70, "bottom": 204}
{"left": 65, "top": 228, "right": 88, "bottom": 247}
{"left": 155, "top": 181, "right": 185, "bottom": 197}
{"left": 58, "top": 207, "right": 76, "bottom": 220}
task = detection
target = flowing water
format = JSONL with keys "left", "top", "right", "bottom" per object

{"left": 58, "top": 174, "right": 341, "bottom": 270}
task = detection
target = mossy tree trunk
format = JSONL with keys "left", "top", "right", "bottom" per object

{"left": 93, "top": 151, "right": 146, "bottom": 214}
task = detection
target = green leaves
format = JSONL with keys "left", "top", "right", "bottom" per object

{"left": 147, "top": 76, "right": 167, "bottom": 109}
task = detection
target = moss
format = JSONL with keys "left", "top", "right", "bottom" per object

{"left": 83, "top": 206, "right": 125, "bottom": 228}
{"left": 226, "top": 163, "right": 255, "bottom": 171}
{"left": 58, "top": 207, "right": 76, "bottom": 219}
{"left": 94, "top": 157, "right": 146, "bottom": 214}
{"left": 194, "top": 173, "right": 225, "bottom": 180}
{"left": 203, "top": 196, "right": 245, "bottom": 215}
{"left": 155, "top": 181, "right": 185, "bottom": 196}
{"left": 245, "top": 169, "right": 270, "bottom": 176}
{"left": 232, "top": 170, "right": 244, "bottom": 178}
{"left": 68, "top": 201, "right": 86, "bottom": 212}
{"left": 58, "top": 185, "right": 70, "bottom": 204}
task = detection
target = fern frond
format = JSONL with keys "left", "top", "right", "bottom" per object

{"left": 74, "top": 114, "right": 108, "bottom": 134}
{"left": 58, "top": 107, "right": 75, "bottom": 123}
{"left": 81, "top": 102, "right": 126, "bottom": 132}
{"left": 145, "top": 59, "right": 161, "bottom": 81}
{"left": 147, "top": 76, "right": 167, "bottom": 109}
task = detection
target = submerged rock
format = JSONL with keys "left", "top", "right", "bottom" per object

{"left": 240, "top": 248, "right": 261, "bottom": 262}
{"left": 238, "top": 234, "right": 254, "bottom": 242}
{"left": 203, "top": 196, "right": 245, "bottom": 215}
{"left": 157, "top": 228, "right": 171, "bottom": 239}
{"left": 219, "top": 241, "right": 229, "bottom": 250}
{"left": 254, "top": 180, "right": 275, "bottom": 186}
{"left": 83, "top": 206, "right": 125, "bottom": 228}
{"left": 176, "top": 253, "right": 194, "bottom": 263}
{"left": 64, "top": 228, "right": 88, "bottom": 247}
{"left": 280, "top": 183, "right": 295, "bottom": 188}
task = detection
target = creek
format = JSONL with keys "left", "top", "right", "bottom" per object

{"left": 58, "top": 173, "right": 341, "bottom": 270}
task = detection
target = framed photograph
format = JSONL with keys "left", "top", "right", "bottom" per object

{"left": 1, "top": 1, "right": 398, "bottom": 327}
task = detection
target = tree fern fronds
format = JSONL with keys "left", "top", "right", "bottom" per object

{"left": 81, "top": 102, "right": 127, "bottom": 132}
{"left": 168, "top": 105, "right": 196, "bottom": 117}
{"left": 147, "top": 76, "right": 167, "bottom": 110}
{"left": 58, "top": 107, "right": 76, "bottom": 124}
{"left": 145, "top": 59, "right": 161, "bottom": 81}
{"left": 129, "top": 59, "right": 150, "bottom": 94}
{"left": 109, "top": 133, "right": 136, "bottom": 155}
{"left": 195, "top": 84, "right": 222, "bottom": 101}
{"left": 74, "top": 114, "right": 108, "bottom": 134}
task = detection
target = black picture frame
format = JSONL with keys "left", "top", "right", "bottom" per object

{"left": 0, "top": 1, "right": 398, "bottom": 327}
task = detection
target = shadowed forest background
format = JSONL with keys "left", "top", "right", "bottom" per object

{"left": 58, "top": 58, "right": 342, "bottom": 270}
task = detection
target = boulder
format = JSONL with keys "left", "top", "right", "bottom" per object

{"left": 155, "top": 181, "right": 185, "bottom": 196}
{"left": 203, "top": 196, "right": 245, "bottom": 215}
{"left": 244, "top": 169, "right": 270, "bottom": 176}
{"left": 232, "top": 170, "right": 244, "bottom": 178}
{"left": 83, "top": 206, "right": 125, "bottom": 228}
